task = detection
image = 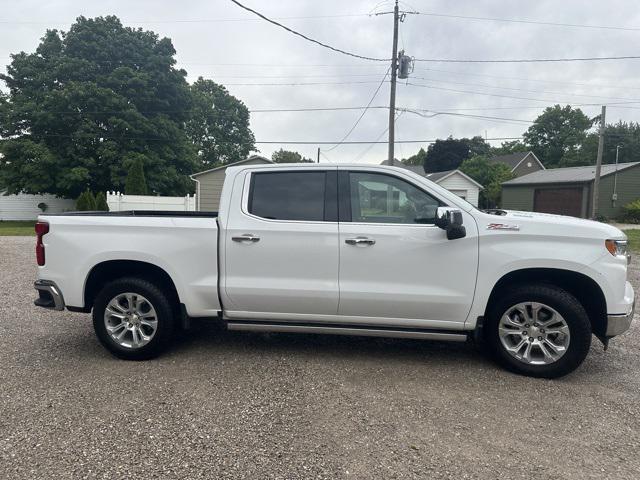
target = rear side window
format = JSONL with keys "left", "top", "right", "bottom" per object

{"left": 248, "top": 171, "right": 327, "bottom": 221}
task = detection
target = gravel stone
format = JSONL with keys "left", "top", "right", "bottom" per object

{"left": 1, "top": 235, "right": 639, "bottom": 479}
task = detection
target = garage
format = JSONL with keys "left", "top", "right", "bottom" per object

{"left": 501, "top": 161, "right": 640, "bottom": 219}
{"left": 533, "top": 188, "right": 583, "bottom": 217}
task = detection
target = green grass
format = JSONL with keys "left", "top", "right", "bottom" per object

{"left": 624, "top": 229, "right": 640, "bottom": 253}
{"left": 0, "top": 221, "right": 36, "bottom": 236}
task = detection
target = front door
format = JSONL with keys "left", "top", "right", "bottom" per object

{"left": 337, "top": 169, "right": 479, "bottom": 329}
{"left": 222, "top": 167, "right": 340, "bottom": 318}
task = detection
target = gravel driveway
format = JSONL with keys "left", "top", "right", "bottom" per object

{"left": 1, "top": 236, "right": 639, "bottom": 479}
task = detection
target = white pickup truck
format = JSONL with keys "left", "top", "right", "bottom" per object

{"left": 34, "top": 163, "right": 634, "bottom": 378}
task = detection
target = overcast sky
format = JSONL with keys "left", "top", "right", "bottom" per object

{"left": 2, "top": 0, "right": 640, "bottom": 164}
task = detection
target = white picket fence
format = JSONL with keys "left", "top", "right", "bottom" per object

{"left": 0, "top": 191, "right": 75, "bottom": 221}
{"left": 107, "top": 192, "right": 196, "bottom": 212}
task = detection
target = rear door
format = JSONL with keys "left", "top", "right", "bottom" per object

{"left": 221, "top": 167, "right": 339, "bottom": 318}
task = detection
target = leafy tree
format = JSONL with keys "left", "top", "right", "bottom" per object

{"left": 423, "top": 136, "right": 490, "bottom": 173}
{"left": 460, "top": 156, "right": 515, "bottom": 208}
{"left": 271, "top": 149, "right": 314, "bottom": 163}
{"left": 523, "top": 105, "right": 595, "bottom": 167}
{"left": 95, "top": 191, "right": 109, "bottom": 211}
{"left": 76, "top": 189, "right": 96, "bottom": 211}
{"left": 0, "top": 16, "right": 197, "bottom": 198}
{"left": 402, "top": 148, "right": 427, "bottom": 167}
{"left": 576, "top": 121, "right": 640, "bottom": 167}
{"left": 490, "top": 140, "right": 528, "bottom": 156}
{"left": 187, "top": 78, "right": 255, "bottom": 168}
{"left": 125, "top": 156, "right": 148, "bottom": 195}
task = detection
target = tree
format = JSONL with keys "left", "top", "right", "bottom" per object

{"left": 0, "top": 16, "right": 197, "bottom": 198}
{"left": 460, "top": 156, "right": 515, "bottom": 208}
{"left": 76, "top": 189, "right": 96, "bottom": 211}
{"left": 271, "top": 149, "right": 314, "bottom": 163}
{"left": 95, "top": 191, "right": 109, "bottom": 211}
{"left": 187, "top": 78, "right": 255, "bottom": 168}
{"left": 402, "top": 148, "right": 427, "bottom": 167}
{"left": 423, "top": 136, "right": 490, "bottom": 173}
{"left": 125, "top": 156, "right": 148, "bottom": 195}
{"left": 576, "top": 121, "right": 640, "bottom": 167}
{"left": 523, "top": 105, "right": 595, "bottom": 167}
{"left": 490, "top": 140, "right": 528, "bottom": 156}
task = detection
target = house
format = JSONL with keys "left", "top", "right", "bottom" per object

{"left": 380, "top": 159, "right": 483, "bottom": 206}
{"left": 488, "top": 151, "right": 545, "bottom": 178}
{"left": 190, "top": 155, "right": 272, "bottom": 211}
{"left": 501, "top": 161, "right": 640, "bottom": 218}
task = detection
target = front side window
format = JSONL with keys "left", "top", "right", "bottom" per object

{"left": 349, "top": 172, "right": 442, "bottom": 224}
{"left": 248, "top": 171, "right": 326, "bottom": 221}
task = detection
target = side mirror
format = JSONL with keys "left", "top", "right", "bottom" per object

{"left": 435, "top": 207, "right": 466, "bottom": 240}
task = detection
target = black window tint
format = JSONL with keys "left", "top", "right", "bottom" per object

{"left": 349, "top": 172, "right": 442, "bottom": 224}
{"left": 249, "top": 172, "right": 326, "bottom": 221}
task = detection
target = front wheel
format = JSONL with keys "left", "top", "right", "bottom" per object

{"left": 93, "top": 277, "right": 176, "bottom": 360}
{"left": 485, "top": 284, "right": 592, "bottom": 378}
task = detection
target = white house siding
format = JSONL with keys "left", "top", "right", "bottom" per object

{"left": 437, "top": 173, "right": 480, "bottom": 207}
{"left": 0, "top": 192, "right": 75, "bottom": 220}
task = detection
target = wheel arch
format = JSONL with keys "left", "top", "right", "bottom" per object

{"left": 84, "top": 260, "right": 181, "bottom": 312}
{"left": 485, "top": 268, "right": 607, "bottom": 338}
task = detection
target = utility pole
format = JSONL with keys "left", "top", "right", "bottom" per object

{"left": 591, "top": 105, "right": 606, "bottom": 219}
{"left": 317, "top": 147, "right": 320, "bottom": 163}
{"left": 387, "top": 0, "right": 399, "bottom": 165}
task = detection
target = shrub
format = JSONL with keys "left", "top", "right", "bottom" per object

{"left": 95, "top": 192, "right": 109, "bottom": 211}
{"left": 125, "top": 158, "right": 148, "bottom": 195}
{"left": 622, "top": 199, "right": 640, "bottom": 223}
{"left": 76, "top": 190, "right": 96, "bottom": 211}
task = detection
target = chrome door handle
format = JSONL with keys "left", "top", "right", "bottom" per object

{"left": 345, "top": 237, "right": 376, "bottom": 246}
{"left": 232, "top": 234, "right": 260, "bottom": 243}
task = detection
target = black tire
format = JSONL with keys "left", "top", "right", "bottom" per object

{"left": 485, "top": 284, "right": 592, "bottom": 379}
{"left": 92, "top": 277, "right": 176, "bottom": 360}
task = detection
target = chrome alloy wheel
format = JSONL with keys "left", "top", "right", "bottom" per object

{"left": 104, "top": 293, "right": 158, "bottom": 349}
{"left": 498, "top": 302, "right": 571, "bottom": 365}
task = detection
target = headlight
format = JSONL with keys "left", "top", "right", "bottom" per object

{"left": 605, "top": 239, "right": 628, "bottom": 259}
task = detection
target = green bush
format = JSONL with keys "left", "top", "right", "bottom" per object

{"left": 76, "top": 190, "right": 96, "bottom": 211}
{"left": 95, "top": 191, "right": 109, "bottom": 211}
{"left": 622, "top": 199, "right": 640, "bottom": 223}
{"left": 125, "top": 157, "right": 148, "bottom": 195}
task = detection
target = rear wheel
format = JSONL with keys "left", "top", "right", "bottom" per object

{"left": 486, "top": 284, "right": 591, "bottom": 378}
{"left": 93, "top": 277, "right": 176, "bottom": 360}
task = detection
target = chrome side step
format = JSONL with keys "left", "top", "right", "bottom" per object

{"left": 226, "top": 322, "right": 468, "bottom": 342}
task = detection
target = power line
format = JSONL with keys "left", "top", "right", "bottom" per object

{"left": 229, "top": 0, "right": 389, "bottom": 62}
{"left": 325, "top": 67, "right": 391, "bottom": 151}
{"left": 0, "top": 14, "right": 372, "bottom": 25}
{"left": 19, "top": 132, "right": 523, "bottom": 144}
{"left": 400, "top": 108, "right": 534, "bottom": 125}
{"left": 413, "top": 55, "right": 640, "bottom": 64}
{"left": 409, "top": 76, "right": 640, "bottom": 102}
{"left": 414, "top": 12, "right": 640, "bottom": 32}
{"left": 353, "top": 110, "right": 404, "bottom": 162}
{"left": 413, "top": 66, "right": 640, "bottom": 92}
{"left": 403, "top": 81, "right": 640, "bottom": 105}
{"left": 225, "top": 80, "right": 386, "bottom": 86}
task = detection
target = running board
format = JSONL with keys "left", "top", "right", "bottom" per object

{"left": 226, "top": 321, "right": 468, "bottom": 342}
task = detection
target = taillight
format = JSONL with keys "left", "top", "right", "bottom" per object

{"left": 35, "top": 221, "right": 49, "bottom": 266}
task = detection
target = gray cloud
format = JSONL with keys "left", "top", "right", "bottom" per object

{"left": 2, "top": 0, "right": 640, "bottom": 163}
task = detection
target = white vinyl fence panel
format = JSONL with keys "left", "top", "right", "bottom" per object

{"left": 107, "top": 192, "right": 196, "bottom": 212}
{"left": 0, "top": 192, "right": 75, "bottom": 221}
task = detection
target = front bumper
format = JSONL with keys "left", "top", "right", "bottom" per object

{"left": 606, "top": 282, "right": 635, "bottom": 337}
{"left": 34, "top": 280, "right": 65, "bottom": 311}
